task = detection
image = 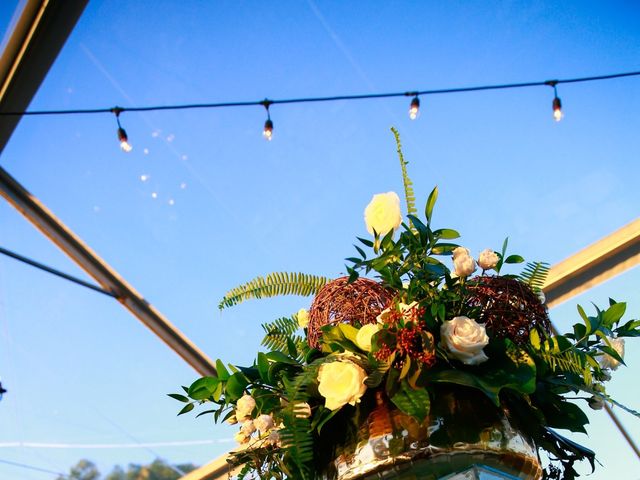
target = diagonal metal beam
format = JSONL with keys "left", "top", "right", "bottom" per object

{"left": 0, "top": 0, "right": 216, "bottom": 377}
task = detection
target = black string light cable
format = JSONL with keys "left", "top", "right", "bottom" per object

{"left": 0, "top": 70, "right": 637, "bottom": 146}
{"left": 0, "top": 245, "right": 116, "bottom": 298}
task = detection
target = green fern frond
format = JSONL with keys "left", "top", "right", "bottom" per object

{"left": 540, "top": 350, "right": 592, "bottom": 386}
{"left": 261, "top": 316, "right": 304, "bottom": 354}
{"left": 219, "top": 272, "right": 330, "bottom": 310}
{"left": 391, "top": 127, "right": 417, "bottom": 218}
{"left": 518, "top": 261, "right": 550, "bottom": 292}
{"left": 280, "top": 364, "right": 325, "bottom": 479}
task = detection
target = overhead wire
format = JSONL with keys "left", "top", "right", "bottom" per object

{"left": 0, "top": 70, "right": 636, "bottom": 116}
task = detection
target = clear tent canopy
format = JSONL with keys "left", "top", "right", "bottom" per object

{"left": 0, "top": 1, "right": 638, "bottom": 479}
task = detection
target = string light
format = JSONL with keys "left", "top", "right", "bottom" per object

{"left": 112, "top": 107, "right": 132, "bottom": 152}
{"left": 0, "top": 380, "right": 6, "bottom": 401}
{"left": 408, "top": 95, "right": 420, "bottom": 120}
{"left": 546, "top": 81, "right": 563, "bottom": 122}
{"left": 0, "top": 70, "right": 635, "bottom": 140}
{"left": 262, "top": 100, "right": 273, "bottom": 141}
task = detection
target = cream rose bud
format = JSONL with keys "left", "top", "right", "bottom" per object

{"left": 235, "top": 394, "right": 256, "bottom": 419}
{"left": 297, "top": 308, "right": 309, "bottom": 329}
{"left": 294, "top": 402, "right": 312, "bottom": 419}
{"left": 267, "top": 430, "right": 281, "bottom": 447}
{"left": 478, "top": 249, "right": 499, "bottom": 270}
{"left": 234, "top": 431, "right": 251, "bottom": 445}
{"left": 240, "top": 420, "right": 256, "bottom": 435}
{"left": 317, "top": 360, "right": 367, "bottom": 411}
{"left": 364, "top": 192, "right": 402, "bottom": 236}
{"left": 356, "top": 323, "right": 381, "bottom": 352}
{"left": 453, "top": 254, "right": 476, "bottom": 277}
{"left": 452, "top": 246, "right": 471, "bottom": 260}
{"left": 599, "top": 337, "right": 625, "bottom": 370}
{"left": 254, "top": 414, "right": 275, "bottom": 432}
{"left": 440, "top": 316, "right": 489, "bottom": 365}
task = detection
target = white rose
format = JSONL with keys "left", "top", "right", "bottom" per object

{"left": 294, "top": 402, "right": 312, "bottom": 419}
{"left": 440, "top": 316, "right": 489, "bottom": 365}
{"left": 236, "top": 394, "right": 256, "bottom": 420}
{"left": 355, "top": 323, "right": 381, "bottom": 352}
{"left": 297, "top": 308, "right": 309, "bottom": 328}
{"left": 317, "top": 360, "right": 367, "bottom": 410}
{"left": 364, "top": 192, "right": 402, "bottom": 236}
{"left": 234, "top": 431, "right": 251, "bottom": 445}
{"left": 599, "top": 337, "right": 625, "bottom": 370}
{"left": 254, "top": 414, "right": 275, "bottom": 432}
{"left": 453, "top": 254, "right": 476, "bottom": 277}
{"left": 240, "top": 419, "right": 256, "bottom": 435}
{"left": 452, "top": 246, "right": 471, "bottom": 260}
{"left": 478, "top": 249, "right": 499, "bottom": 270}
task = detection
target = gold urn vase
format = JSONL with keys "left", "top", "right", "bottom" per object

{"left": 321, "top": 387, "right": 542, "bottom": 480}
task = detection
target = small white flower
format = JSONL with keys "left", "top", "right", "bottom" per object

{"left": 297, "top": 308, "right": 309, "bottom": 328}
{"left": 266, "top": 429, "right": 281, "bottom": 447}
{"left": 236, "top": 394, "right": 256, "bottom": 420}
{"left": 477, "top": 249, "right": 499, "bottom": 270}
{"left": 537, "top": 290, "right": 546, "bottom": 304}
{"left": 240, "top": 420, "right": 256, "bottom": 436}
{"left": 254, "top": 414, "right": 275, "bottom": 432}
{"left": 599, "top": 337, "right": 625, "bottom": 370}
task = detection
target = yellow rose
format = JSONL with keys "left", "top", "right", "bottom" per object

{"left": 297, "top": 308, "right": 309, "bottom": 328}
{"left": 317, "top": 360, "right": 367, "bottom": 410}
{"left": 364, "top": 192, "right": 402, "bottom": 236}
{"left": 355, "top": 323, "right": 381, "bottom": 352}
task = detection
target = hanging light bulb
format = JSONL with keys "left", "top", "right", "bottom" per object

{"left": 261, "top": 100, "right": 273, "bottom": 141}
{"left": 552, "top": 95, "right": 563, "bottom": 122}
{"left": 409, "top": 95, "right": 420, "bottom": 120}
{"left": 118, "top": 127, "right": 133, "bottom": 152}
{"left": 546, "top": 81, "right": 563, "bottom": 122}
{"left": 112, "top": 107, "right": 132, "bottom": 152}
{"left": 263, "top": 118, "right": 274, "bottom": 141}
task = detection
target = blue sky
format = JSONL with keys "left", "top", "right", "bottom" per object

{"left": 0, "top": 1, "right": 639, "bottom": 478}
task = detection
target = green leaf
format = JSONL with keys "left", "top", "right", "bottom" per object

{"left": 177, "top": 403, "right": 195, "bottom": 416}
{"left": 504, "top": 254, "right": 525, "bottom": 264}
{"left": 215, "top": 360, "right": 230, "bottom": 380}
{"left": 390, "top": 381, "right": 431, "bottom": 422}
{"left": 225, "top": 373, "right": 249, "bottom": 401}
{"left": 431, "top": 341, "right": 536, "bottom": 405}
{"left": 357, "top": 236, "right": 374, "bottom": 247}
{"left": 425, "top": 186, "right": 438, "bottom": 224}
{"left": 188, "top": 377, "right": 217, "bottom": 398}
{"left": 602, "top": 302, "right": 626, "bottom": 328}
{"left": 433, "top": 228, "right": 460, "bottom": 239}
{"left": 167, "top": 393, "right": 189, "bottom": 403}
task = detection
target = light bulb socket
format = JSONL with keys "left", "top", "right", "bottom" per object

{"left": 410, "top": 96, "right": 420, "bottom": 110}
{"left": 117, "top": 127, "right": 128, "bottom": 143}
{"left": 552, "top": 96, "right": 562, "bottom": 111}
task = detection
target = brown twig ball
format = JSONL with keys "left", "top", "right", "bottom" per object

{"left": 465, "top": 275, "right": 551, "bottom": 344}
{"left": 308, "top": 277, "right": 394, "bottom": 348}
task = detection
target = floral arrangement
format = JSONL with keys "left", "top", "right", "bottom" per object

{"left": 172, "top": 130, "right": 639, "bottom": 480}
